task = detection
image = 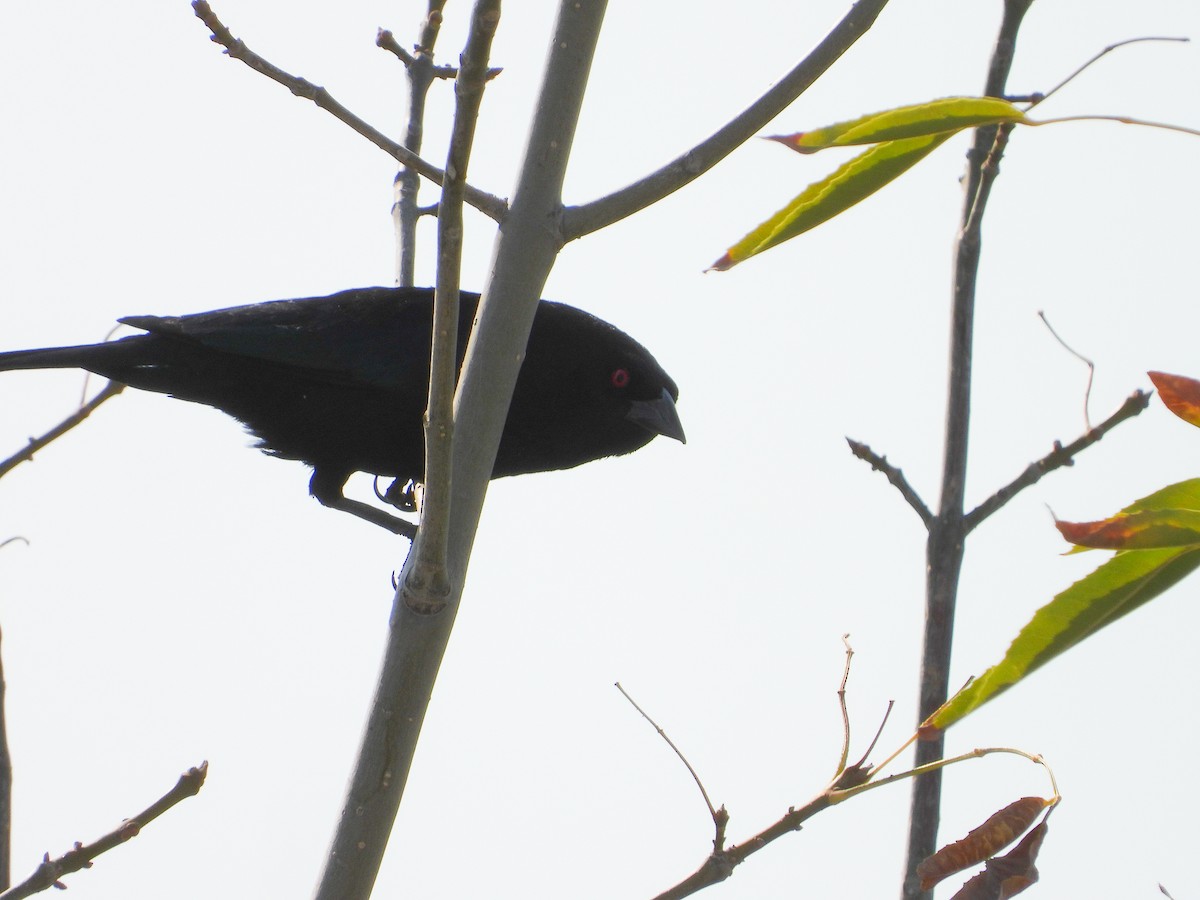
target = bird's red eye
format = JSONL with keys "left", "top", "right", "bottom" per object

{"left": 610, "top": 368, "right": 630, "bottom": 389}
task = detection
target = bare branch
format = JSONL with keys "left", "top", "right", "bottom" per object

{"left": 378, "top": 27, "right": 503, "bottom": 81}
{"left": 831, "top": 638, "right": 891, "bottom": 791}
{"left": 904, "top": 2, "right": 1037, "bottom": 894}
{"left": 560, "top": 0, "right": 891, "bottom": 240}
{"left": 616, "top": 682, "right": 722, "bottom": 831}
{"left": 964, "top": 390, "right": 1152, "bottom": 533}
{"left": 387, "top": 2, "right": 447, "bottom": 287}
{"left": 835, "top": 635, "right": 854, "bottom": 774}
{"left": 1038, "top": 310, "right": 1095, "bottom": 431}
{"left": 0, "top": 381, "right": 125, "bottom": 482}
{"left": 846, "top": 439, "right": 933, "bottom": 527}
{"left": 1036, "top": 36, "right": 1189, "bottom": 108}
{"left": 313, "top": 5, "right": 609, "bottom": 899}
{"left": 0, "top": 763, "right": 207, "bottom": 900}
{"left": 403, "top": 0, "right": 503, "bottom": 614}
{"left": 650, "top": 791, "right": 832, "bottom": 900}
{"left": 191, "top": 1, "right": 507, "bottom": 222}
{"left": 376, "top": 28, "right": 417, "bottom": 67}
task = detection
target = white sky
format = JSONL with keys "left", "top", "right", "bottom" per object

{"left": 1, "top": 1, "right": 1198, "bottom": 898}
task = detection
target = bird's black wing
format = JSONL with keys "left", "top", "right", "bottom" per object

{"left": 119, "top": 286, "right": 460, "bottom": 390}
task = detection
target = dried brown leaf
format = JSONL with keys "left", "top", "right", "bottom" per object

{"left": 917, "top": 797, "right": 1048, "bottom": 890}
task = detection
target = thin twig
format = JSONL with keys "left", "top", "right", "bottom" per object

{"left": 855, "top": 702, "right": 893, "bottom": 769}
{"left": 376, "top": 28, "right": 417, "bottom": 66}
{"left": 835, "top": 635, "right": 854, "bottom": 773}
{"left": 0, "top": 763, "right": 207, "bottom": 900}
{"left": 846, "top": 439, "right": 933, "bottom": 526}
{"left": 388, "top": 2, "right": 446, "bottom": 288}
{"left": 833, "top": 699, "right": 894, "bottom": 791}
{"left": 385, "top": 0, "right": 500, "bottom": 286}
{"left": 1036, "top": 36, "right": 1189, "bottom": 108}
{"left": 403, "top": 0, "right": 502, "bottom": 613}
{"left": 833, "top": 747, "right": 1058, "bottom": 804}
{"left": 964, "top": 390, "right": 1151, "bottom": 533}
{"left": 649, "top": 793, "right": 827, "bottom": 900}
{"left": 378, "top": 27, "right": 503, "bottom": 81}
{"left": 0, "top": 381, "right": 125, "bottom": 482}
{"left": 560, "top": 0, "right": 891, "bottom": 240}
{"left": 1038, "top": 310, "right": 1095, "bottom": 430}
{"left": 831, "top": 637, "right": 891, "bottom": 791}
{"left": 191, "top": 1, "right": 507, "bottom": 222}
{"left": 615, "top": 683, "right": 720, "bottom": 825}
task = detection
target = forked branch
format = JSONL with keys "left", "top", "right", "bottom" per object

{"left": 191, "top": 1, "right": 507, "bottom": 221}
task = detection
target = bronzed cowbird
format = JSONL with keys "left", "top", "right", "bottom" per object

{"left": 0, "top": 287, "right": 684, "bottom": 534}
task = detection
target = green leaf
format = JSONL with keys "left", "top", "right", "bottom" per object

{"left": 930, "top": 544, "right": 1200, "bottom": 730}
{"left": 768, "top": 97, "right": 1026, "bottom": 153}
{"left": 1057, "top": 478, "right": 1200, "bottom": 551}
{"left": 710, "top": 133, "right": 951, "bottom": 271}
{"left": 1115, "top": 477, "right": 1200, "bottom": 515}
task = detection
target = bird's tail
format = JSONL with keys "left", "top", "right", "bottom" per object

{"left": 0, "top": 341, "right": 134, "bottom": 375}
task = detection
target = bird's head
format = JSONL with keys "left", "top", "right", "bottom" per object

{"left": 497, "top": 301, "right": 684, "bottom": 477}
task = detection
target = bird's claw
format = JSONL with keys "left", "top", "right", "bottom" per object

{"left": 375, "top": 477, "right": 418, "bottom": 512}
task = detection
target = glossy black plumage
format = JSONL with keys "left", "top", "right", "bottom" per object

{"left": 0, "top": 287, "right": 684, "bottom": 533}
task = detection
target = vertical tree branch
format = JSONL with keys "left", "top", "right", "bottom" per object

{"left": 901, "top": 2, "right": 1036, "bottom": 898}
{"left": 405, "top": 2, "right": 503, "bottom": 612}
{"left": 392, "top": 2, "right": 449, "bottom": 287}
{"left": 312, "top": 4, "right": 606, "bottom": 898}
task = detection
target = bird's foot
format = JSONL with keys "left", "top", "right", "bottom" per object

{"left": 311, "top": 469, "right": 417, "bottom": 538}
{"left": 376, "top": 478, "right": 419, "bottom": 512}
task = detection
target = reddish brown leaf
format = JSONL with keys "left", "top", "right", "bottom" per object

{"left": 764, "top": 132, "right": 821, "bottom": 154}
{"left": 993, "top": 821, "right": 1048, "bottom": 899}
{"left": 948, "top": 821, "right": 1049, "bottom": 900}
{"left": 917, "top": 797, "right": 1048, "bottom": 890}
{"left": 917, "top": 722, "right": 944, "bottom": 742}
{"left": 706, "top": 252, "right": 735, "bottom": 273}
{"left": 1055, "top": 516, "right": 1137, "bottom": 549}
{"left": 1149, "top": 371, "right": 1200, "bottom": 427}
{"left": 1055, "top": 510, "right": 1200, "bottom": 551}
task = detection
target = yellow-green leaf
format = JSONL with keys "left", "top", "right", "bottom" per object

{"left": 710, "top": 133, "right": 951, "bottom": 271}
{"left": 930, "top": 544, "right": 1200, "bottom": 729}
{"left": 767, "top": 97, "right": 1026, "bottom": 153}
{"left": 1115, "top": 477, "right": 1200, "bottom": 515}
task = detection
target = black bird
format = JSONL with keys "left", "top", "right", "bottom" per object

{"left": 0, "top": 287, "right": 684, "bottom": 534}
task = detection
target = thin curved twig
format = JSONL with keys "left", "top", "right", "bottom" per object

{"left": 616, "top": 682, "right": 721, "bottom": 826}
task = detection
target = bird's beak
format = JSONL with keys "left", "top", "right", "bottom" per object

{"left": 626, "top": 388, "right": 686, "bottom": 444}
